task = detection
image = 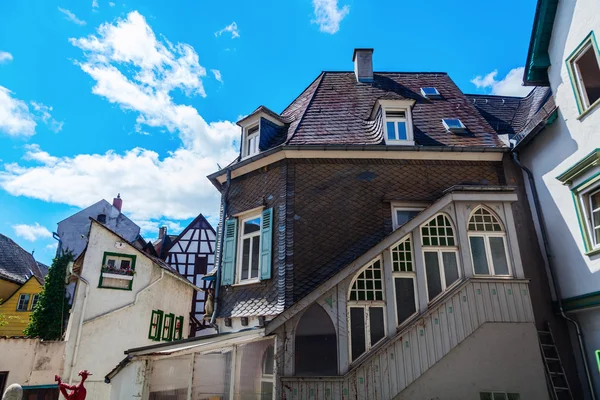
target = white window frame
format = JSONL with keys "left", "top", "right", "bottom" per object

{"left": 16, "top": 293, "right": 30, "bottom": 311}
{"left": 383, "top": 108, "right": 414, "bottom": 145}
{"left": 442, "top": 118, "right": 467, "bottom": 133}
{"left": 570, "top": 40, "right": 600, "bottom": 111}
{"left": 392, "top": 206, "right": 425, "bottom": 230}
{"left": 390, "top": 235, "right": 418, "bottom": 328}
{"left": 423, "top": 247, "right": 461, "bottom": 303}
{"left": 236, "top": 211, "right": 262, "bottom": 284}
{"left": 260, "top": 345, "right": 275, "bottom": 398}
{"left": 105, "top": 255, "right": 132, "bottom": 271}
{"left": 580, "top": 185, "right": 600, "bottom": 249}
{"left": 242, "top": 123, "right": 260, "bottom": 159}
{"left": 420, "top": 87, "right": 441, "bottom": 98}
{"left": 30, "top": 294, "right": 39, "bottom": 311}
{"left": 467, "top": 207, "right": 512, "bottom": 277}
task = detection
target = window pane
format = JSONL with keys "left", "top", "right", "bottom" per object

{"left": 120, "top": 260, "right": 131, "bottom": 270}
{"left": 442, "top": 252, "right": 459, "bottom": 287}
{"left": 470, "top": 236, "right": 489, "bottom": 274}
{"left": 350, "top": 307, "right": 366, "bottom": 360}
{"left": 490, "top": 237, "right": 509, "bottom": 275}
{"left": 107, "top": 259, "right": 116, "bottom": 267}
{"left": 395, "top": 277, "right": 416, "bottom": 325}
{"left": 251, "top": 236, "right": 260, "bottom": 279}
{"left": 592, "top": 192, "right": 600, "bottom": 210}
{"left": 369, "top": 307, "right": 385, "bottom": 346}
{"left": 149, "top": 356, "right": 191, "bottom": 400}
{"left": 397, "top": 121, "right": 407, "bottom": 140}
{"left": 386, "top": 121, "right": 396, "bottom": 140}
{"left": 577, "top": 46, "right": 600, "bottom": 106}
{"left": 242, "top": 238, "right": 250, "bottom": 280}
{"left": 424, "top": 252, "right": 442, "bottom": 301}
{"left": 260, "top": 382, "right": 273, "bottom": 400}
{"left": 191, "top": 351, "right": 232, "bottom": 399}
{"left": 243, "top": 217, "right": 261, "bottom": 234}
{"left": 396, "top": 210, "right": 420, "bottom": 227}
{"left": 493, "top": 393, "right": 508, "bottom": 400}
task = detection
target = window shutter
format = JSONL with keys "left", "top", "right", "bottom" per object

{"left": 260, "top": 208, "right": 273, "bottom": 280}
{"left": 221, "top": 218, "right": 238, "bottom": 286}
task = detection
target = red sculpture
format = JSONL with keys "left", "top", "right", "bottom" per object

{"left": 55, "top": 370, "right": 91, "bottom": 400}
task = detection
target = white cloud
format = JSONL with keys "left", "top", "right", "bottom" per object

{"left": 30, "top": 102, "right": 64, "bottom": 132}
{"left": 214, "top": 22, "right": 240, "bottom": 39}
{"left": 58, "top": 7, "right": 87, "bottom": 26}
{"left": 109, "top": 2, "right": 115, "bottom": 6}
{"left": 0, "top": 11, "right": 239, "bottom": 224}
{"left": 471, "top": 67, "right": 533, "bottom": 97}
{"left": 312, "top": 0, "right": 349, "bottom": 34}
{"left": 0, "top": 51, "right": 13, "bottom": 64}
{"left": 92, "top": 0, "right": 99, "bottom": 9}
{"left": 0, "top": 86, "right": 37, "bottom": 137}
{"left": 13, "top": 223, "right": 53, "bottom": 242}
{"left": 211, "top": 69, "right": 223, "bottom": 83}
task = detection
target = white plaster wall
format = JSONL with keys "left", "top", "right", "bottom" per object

{"left": 64, "top": 223, "right": 194, "bottom": 400}
{"left": 109, "top": 360, "right": 148, "bottom": 400}
{"left": 0, "top": 339, "right": 65, "bottom": 387}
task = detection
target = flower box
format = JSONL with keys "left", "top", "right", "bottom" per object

{"left": 101, "top": 272, "right": 134, "bottom": 281}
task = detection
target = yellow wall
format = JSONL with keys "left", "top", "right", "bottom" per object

{"left": 0, "top": 279, "right": 20, "bottom": 303}
{"left": 0, "top": 277, "right": 43, "bottom": 337}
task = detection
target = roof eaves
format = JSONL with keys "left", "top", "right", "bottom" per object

{"left": 523, "top": 0, "right": 559, "bottom": 86}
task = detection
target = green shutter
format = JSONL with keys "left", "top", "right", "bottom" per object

{"left": 260, "top": 208, "right": 273, "bottom": 280}
{"left": 162, "top": 313, "right": 175, "bottom": 341}
{"left": 148, "top": 310, "right": 164, "bottom": 341}
{"left": 221, "top": 218, "right": 238, "bottom": 286}
{"left": 174, "top": 316, "right": 184, "bottom": 340}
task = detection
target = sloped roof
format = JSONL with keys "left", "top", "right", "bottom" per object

{"left": 0, "top": 233, "right": 47, "bottom": 285}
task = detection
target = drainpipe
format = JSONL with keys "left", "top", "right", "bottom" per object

{"left": 512, "top": 152, "right": 596, "bottom": 399}
{"left": 210, "top": 169, "right": 232, "bottom": 329}
{"left": 69, "top": 273, "right": 90, "bottom": 384}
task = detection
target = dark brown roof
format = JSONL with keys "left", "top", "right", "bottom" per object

{"left": 0, "top": 233, "right": 47, "bottom": 285}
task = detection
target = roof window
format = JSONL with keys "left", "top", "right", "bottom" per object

{"left": 421, "top": 87, "right": 441, "bottom": 98}
{"left": 442, "top": 118, "right": 467, "bottom": 133}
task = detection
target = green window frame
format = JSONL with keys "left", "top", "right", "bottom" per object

{"left": 173, "top": 316, "right": 184, "bottom": 340}
{"left": 566, "top": 31, "right": 600, "bottom": 116}
{"left": 98, "top": 252, "right": 137, "bottom": 290}
{"left": 162, "top": 313, "right": 175, "bottom": 341}
{"left": 148, "top": 310, "right": 163, "bottom": 341}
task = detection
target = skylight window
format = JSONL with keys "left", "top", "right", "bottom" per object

{"left": 421, "top": 87, "right": 440, "bottom": 98}
{"left": 442, "top": 118, "right": 467, "bottom": 133}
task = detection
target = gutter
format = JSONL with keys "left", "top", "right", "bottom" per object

{"left": 68, "top": 273, "right": 90, "bottom": 384}
{"left": 511, "top": 152, "right": 597, "bottom": 399}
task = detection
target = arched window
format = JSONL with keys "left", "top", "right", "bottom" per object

{"left": 348, "top": 258, "right": 386, "bottom": 362}
{"left": 468, "top": 207, "right": 511, "bottom": 276}
{"left": 295, "top": 303, "right": 337, "bottom": 376}
{"left": 390, "top": 235, "right": 418, "bottom": 326}
{"left": 421, "top": 214, "right": 460, "bottom": 302}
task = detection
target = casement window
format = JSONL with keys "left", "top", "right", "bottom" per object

{"left": 99, "top": 252, "right": 136, "bottom": 290}
{"left": 421, "top": 214, "right": 461, "bottom": 302}
{"left": 392, "top": 206, "right": 424, "bottom": 230}
{"left": 567, "top": 31, "right": 600, "bottom": 114}
{"left": 390, "top": 235, "right": 418, "bottom": 326}
{"left": 16, "top": 294, "right": 30, "bottom": 311}
{"left": 348, "top": 258, "right": 386, "bottom": 362}
{"left": 442, "top": 118, "right": 467, "bottom": 133}
{"left": 260, "top": 345, "right": 275, "bottom": 398}
{"left": 162, "top": 313, "right": 175, "bottom": 341}
{"left": 220, "top": 208, "right": 274, "bottom": 286}
{"left": 243, "top": 124, "right": 260, "bottom": 158}
{"left": 468, "top": 207, "right": 511, "bottom": 276}
{"left": 383, "top": 107, "right": 414, "bottom": 145}
{"left": 480, "top": 392, "right": 520, "bottom": 400}
{"left": 30, "top": 294, "right": 39, "bottom": 311}
{"left": 149, "top": 310, "right": 164, "bottom": 341}
{"left": 173, "top": 316, "right": 184, "bottom": 341}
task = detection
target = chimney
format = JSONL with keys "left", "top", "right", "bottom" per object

{"left": 158, "top": 226, "right": 167, "bottom": 240}
{"left": 112, "top": 193, "right": 123, "bottom": 212}
{"left": 352, "top": 48, "right": 374, "bottom": 83}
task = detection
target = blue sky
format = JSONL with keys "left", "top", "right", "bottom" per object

{"left": 0, "top": 0, "right": 537, "bottom": 265}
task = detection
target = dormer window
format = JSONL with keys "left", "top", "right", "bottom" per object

{"left": 442, "top": 118, "right": 467, "bottom": 133}
{"left": 244, "top": 124, "right": 260, "bottom": 158}
{"left": 383, "top": 105, "right": 414, "bottom": 145}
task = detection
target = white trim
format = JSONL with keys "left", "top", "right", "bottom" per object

{"left": 392, "top": 206, "right": 425, "bottom": 230}
{"left": 588, "top": 188, "right": 600, "bottom": 247}
{"left": 16, "top": 293, "right": 30, "bottom": 311}
{"left": 422, "top": 247, "right": 461, "bottom": 303}
{"left": 242, "top": 123, "right": 260, "bottom": 159}
{"left": 236, "top": 212, "right": 262, "bottom": 283}
{"left": 347, "top": 303, "right": 387, "bottom": 363}
{"left": 571, "top": 40, "right": 600, "bottom": 110}
{"left": 391, "top": 273, "right": 418, "bottom": 328}
{"left": 382, "top": 105, "right": 415, "bottom": 146}
{"left": 101, "top": 272, "right": 134, "bottom": 280}
{"left": 442, "top": 118, "right": 466, "bottom": 133}
{"left": 232, "top": 206, "right": 265, "bottom": 218}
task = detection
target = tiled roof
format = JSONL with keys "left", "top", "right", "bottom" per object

{"left": 0, "top": 233, "right": 47, "bottom": 285}
{"left": 467, "top": 87, "right": 552, "bottom": 136}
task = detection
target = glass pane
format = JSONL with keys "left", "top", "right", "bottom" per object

{"left": 235, "top": 340, "right": 274, "bottom": 400}
{"left": 251, "top": 236, "right": 260, "bottom": 279}
{"left": 107, "top": 259, "right": 115, "bottom": 267}
{"left": 470, "top": 236, "right": 489, "bottom": 275}
{"left": 480, "top": 393, "right": 493, "bottom": 400}
{"left": 493, "top": 393, "right": 508, "bottom": 400}
{"left": 191, "top": 351, "right": 232, "bottom": 400}
{"left": 397, "top": 121, "right": 407, "bottom": 140}
{"left": 396, "top": 210, "right": 420, "bottom": 226}
{"left": 263, "top": 345, "right": 274, "bottom": 375}
{"left": 489, "top": 237, "right": 510, "bottom": 275}
{"left": 593, "top": 209, "right": 600, "bottom": 229}
{"left": 260, "top": 382, "right": 273, "bottom": 400}
{"left": 577, "top": 46, "right": 600, "bottom": 105}
{"left": 386, "top": 121, "right": 396, "bottom": 140}
{"left": 395, "top": 277, "right": 416, "bottom": 325}
{"left": 149, "top": 356, "right": 191, "bottom": 400}
{"left": 592, "top": 192, "right": 600, "bottom": 210}
{"left": 350, "top": 307, "right": 366, "bottom": 360}
{"left": 243, "top": 217, "right": 261, "bottom": 234}
{"left": 424, "top": 252, "right": 442, "bottom": 301}
{"left": 442, "top": 252, "right": 459, "bottom": 287}
{"left": 369, "top": 307, "right": 385, "bottom": 346}
{"left": 120, "top": 260, "right": 131, "bottom": 270}
{"left": 242, "top": 238, "right": 250, "bottom": 280}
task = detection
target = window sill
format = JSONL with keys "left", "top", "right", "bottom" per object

{"left": 577, "top": 98, "right": 600, "bottom": 120}
{"left": 585, "top": 247, "right": 600, "bottom": 257}
{"left": 101, "top": 272, "right": 134, "bottom": 280}
{"left": 472, "top": 274, "right": 513, "bottom": 279}
{"left": 384, "top": 140, "right": 415, "bottom": 146}
{"left": 231, "top": 279, "right": 261, "bottom": 287}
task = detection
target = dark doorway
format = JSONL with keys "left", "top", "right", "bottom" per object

{"left": 294, "top": 303, "right": 338, "bottom": 376}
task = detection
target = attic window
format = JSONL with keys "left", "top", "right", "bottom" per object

{"left": 442, "top": 118, "right": 467, "bottom": 133}
{"left": 384, "top": 108, "right": 414, "bottom": 145}
{"left": 421, "top": 87, "right": 441, "bottom": 98}
{"left": 97, "top": 214, "right": 107, "bottom": 224}
{"left": 243, "top": 124, "right": 260, "bottom": 158}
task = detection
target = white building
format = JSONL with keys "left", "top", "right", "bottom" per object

{"left": 513, "top": 0, "right": 600, "bottom": 397}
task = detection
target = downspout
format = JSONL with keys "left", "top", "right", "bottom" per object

{"left": 512, "top": 151, "right": 596, "bottom": 399}
{"left": 210, "top": 168, "right": 232, "bottom": 329}
{"left": 69, "top": 273, "right": 90, "bottom": 384}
